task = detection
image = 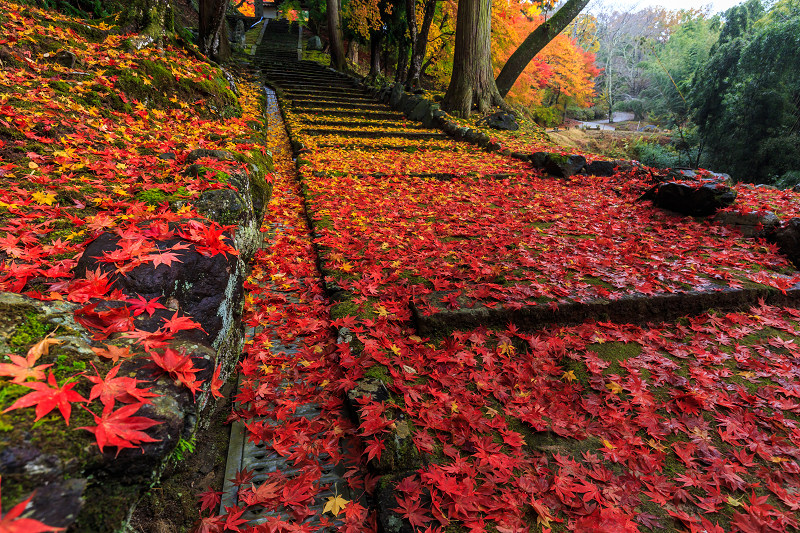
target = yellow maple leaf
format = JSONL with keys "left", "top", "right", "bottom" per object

{"left": 31, "top": 191, "right": 56, "bottom": 205}
{"left": 606, "top": 382, "right": 623, "bottom": 394}
{"left": 562, "top": 370, "right": 577, "bottom": 382}
{"left": 323, "top": 494, "right": 349, "bottom": 516}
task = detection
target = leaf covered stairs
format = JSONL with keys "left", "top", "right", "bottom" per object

{"left": 230, "top": 18, "right": 800, "bottom": 532}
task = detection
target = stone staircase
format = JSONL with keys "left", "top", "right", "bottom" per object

{"left": 254, "top": 21, "right": 449, "bottom": 152}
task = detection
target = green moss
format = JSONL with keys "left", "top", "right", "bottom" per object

{"left": 587, "top": 341, "right": 642, "bottom": 376}
{"left": 8, "top": 312, "right": 53, "bottom": 353}
{"left": 363, "top": 363, "right": 391, "bottom": 384}
{"left": 48, "top": 80, "right": 72, "bottom": 93}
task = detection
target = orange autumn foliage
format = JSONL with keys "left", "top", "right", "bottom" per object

{"left": 492, "top": 0, "right": 599, "bottom": 109}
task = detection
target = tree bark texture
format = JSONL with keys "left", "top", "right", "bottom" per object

{"left": 123, "top": 0, "right": 175, "bottom": 48}
{"left": 326, "top": 0, "right": 347, "bottom": 70}
{"left": 406, "top": 0, "right": 436, "bottom": 87}
{"left": 369, "top": 31, "right": 382, "bottom": 78}
{"left": 395, "top": 40, "right": 409, "bottom": 83}
{"left": 443, "top": 0, "right": 505, "bottom": 117}
{"left": 199, "top": 0, "right": 230, "bottom": 62}
{"left": 495, "top": 0, "right": 590, "bottom": 98}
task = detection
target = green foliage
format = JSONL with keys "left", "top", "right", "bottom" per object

{"left": 690, "top": 0, "right": 799, "bottom": 183}
{"left": 168, "top": 435, "right": 197, "bottom": 464}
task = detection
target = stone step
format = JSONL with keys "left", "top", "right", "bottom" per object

{"left": 284, "top": 89, "right": 373, "bottom": 100}
{"left": 291, "top": 99, "right": 386, "bottom": 110}
{"left": 311, "top": 170, "right": 515, "bottom": 180}
{"left": 298, "top": 108, "right": 405, "bottom": 120}
{"left": 300, "top": 128, "right": 447, "bottom": 140}
{"left": 411, "top": 283, "right": 800, "bottom": 337}
{"left": 296, "top": 107, "right": 405, "bottom": 120}
{"left": 315, "top": 141, "right": 454, "bottom": 151}
{"left": 270, "top": 80, "right": 357, "bottom": 90}
{"left": 299, "top": 119, "right": 425, "bottom": 129}
{"left": 265, "top": 74, "right": 354, "bottom": 85}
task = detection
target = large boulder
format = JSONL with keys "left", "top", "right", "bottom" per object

{"left": 544, "top": 154, "right": 587, "bottom": 178}
{"left": 586, "top": 160, "right": 617, "bottom": 177}
{"left": 477, "top": 111, "right": 519, "bottom": 131}
{"left": 774, "top": 218, "right": 800, "bottom": 269}
{"left": 648, "top": 182, "right": 737, "bottom": 216}
{"left": 74, "top": 229, "right": 245, "bottom": 353}
{"left": 0, "top": 293, "right": 216, "bottom": 531}
{"left": 713, "top": 210, "right": 780, "bottom": 237}
{"left": 307, "top": 35, "right": 324, "bottom": 51}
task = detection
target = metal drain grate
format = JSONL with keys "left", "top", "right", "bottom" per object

{"left": 219, "top": 86, "right": 358, "bottom": 530}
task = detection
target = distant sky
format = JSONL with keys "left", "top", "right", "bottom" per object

{"left": 588, "top": 0, "right": 744, "bottom": 14}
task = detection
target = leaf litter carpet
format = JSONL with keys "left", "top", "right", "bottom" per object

{"left": 206, "top": 91, "right": 372, "bottom": 532}
{"left": 224, "top": 67, "right": 800, "bottom": 533}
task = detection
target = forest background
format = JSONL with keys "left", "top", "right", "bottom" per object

{"left": 34, "top": 0, "right": 800, "bottom": 184}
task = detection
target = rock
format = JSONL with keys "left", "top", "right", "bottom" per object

{"left": 401, "top": 95, "right": 421, "bottom": 116}
{"left": 666, "top": 168, "right": 696, "bottom": 180}
{"left": 713, "top": 210, "right": 779, "bottom": 237}
{"left": 649, "top": 182, "right": 737, "bottom": 216}
{"left": 157, "top": 152, "right": 176, "bottom": 161}
{"left": 408, "top": 99, "right": 431, "bottom": 122}
{"left": 510, "top": 152, "right": 529, "bottom": 161}
{"left": 774, "top": 218, "right": 800, "bottom": 268}
{"left": 0, "top": 292, "right": 217, "bottom": 530}
{"left": 477, "top": 111, "right": 519, "bottom": 131}
{"left": 53, "top": 50, "right": 76, "bottom": 68}
{"left": 307, "top": 35, "right": 323, "bottom": 51}
{"left": 389, "top": 84, "right": 404, "bottom": 108}
{"left": 29, "top": 478, "right": 87, "bottom": 528}
{"left": 74, "top": 229, "right": 245, "bottom": 348}
{"left": 529, "top": 152, "right": 549, "bottom": 168}
{"left": 544, "top": 154, "right": 587, "bottom": 178}
{"left": 586, "top": 160, "right": 617, "bottom": 177}
{"left": 186, "top": 148, "right": 236, "bottom": 164}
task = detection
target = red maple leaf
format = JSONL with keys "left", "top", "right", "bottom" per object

{"left": 197, "top": 487, "right": 223, "bottom": 515}
{"left": 86, "top": 364, "right": 156, "bottom": 408}
{"left": 191, "top": 515, "right": 223, "bottom": 533}
{"left": 0, "top": 478, "right": 63, "bottom": 532}
{"left": 221, "top": 506, "right": 248, "bottom": 532}
{"left": 0, "top": 352, "right": 52, "bottom": 383}
{"left": 3, "top": 373, "right": 87, "bottom": 425}
{"left": 127, "top": 294, "right": 166, "bottom": 316}
{"left": 161, "top": 311, "right": 205, "bottom": 334}
{"left": 78, "top": 402, "right": 162, "bottom": 456}
{"left": 392, "top": 494, "right": 431, "bottom": 528}
{"left": 210, "top": 364, "right": 224, "bottom": 399}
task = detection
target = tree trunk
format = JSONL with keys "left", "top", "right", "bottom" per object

{"left": 395, "top": 40, "right": 409, "bottom": 83}
{"left": 495, "top": 0, "right": 590, "bottom": 98}
{"left": 406, "top": 0, "right": 436, "bottom": 87}
{"left": 369, "top": 32, "right": 382, "bottom": 78}
{"left": 122, "top": 0, "right": 176, "bottom": 49}
{"left": 442, "top": 0, "right": 505, "bottom": 117}
{"left": 199, "top": 0, "right": 230, "bottom": 62}
{"left": 327, "top": 0, "right": 347, "bottom": 70}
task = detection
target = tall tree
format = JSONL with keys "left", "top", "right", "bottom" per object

{"left": 327, "top": 0, "right": 347, "bottom": 69}
{"left": 442, "top": 0, "right": 505, "bottom": 117}
{"left": 199, "top": 0, "right": 231, "bottom": 62}
{"left": 406, "top": 0, "right": 438, "bottom": 87}
{"left": 495, "top": 0, "right": 590, "bottom": 97}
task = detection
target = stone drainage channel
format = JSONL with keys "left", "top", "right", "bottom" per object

{"left": 218, "top": 87, "right": 356, "bottom": 529}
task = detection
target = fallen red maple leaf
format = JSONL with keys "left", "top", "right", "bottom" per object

{"left": 0, "top": 477, "right": 63, "bottom": 532}
{"left": 3, "top": 373, "right": 87, "bottom": 425}
{"left": 127, "top": 294, "right": 167, "bottom": 317}
{"left": 86, "top": 364, "right": 157, "bottom": 408}
{"left": 0, "top": 352, "right": 52, "bottom": 383}
{"left": 78, "top": 402, "right": 161, "bottom": 456}
{"left": 197, "top": 487, "right": 223, "bottom": 515}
